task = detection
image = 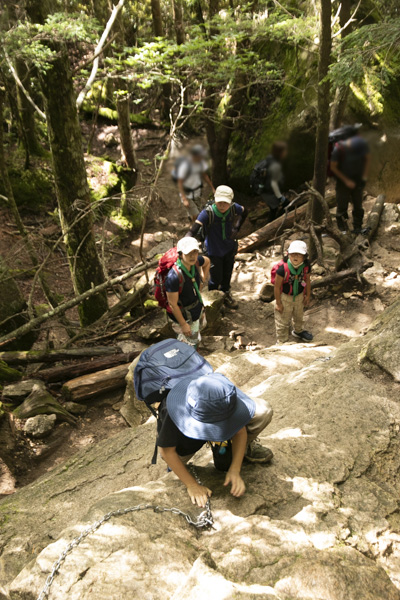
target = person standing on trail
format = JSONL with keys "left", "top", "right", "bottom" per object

{"left": 273, "top": 240, "right": 313, "bottom": 344}
{"left": 174, "top": 145, "right": 215, "bottom": 222}
{"left": 165, "top": 237, "right": 210, "bottom": 348}
{"left": 330, "top": 130, "right": 371, "bottom": 234}
{"left": 187, "top": 185, "right": 247, "bottom": 310}
{"left": 157, "top": 372, "right": 274, "bottom": 507}
{"left": 250, "top": 141, "right": 290, "bottom": 223}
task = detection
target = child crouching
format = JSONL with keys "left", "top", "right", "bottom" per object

{"left": 273, "top": 240, "right": 313, "bottom": 344}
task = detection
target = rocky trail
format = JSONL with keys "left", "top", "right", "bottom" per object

{"left": 1, "top": 197, "right": 400, "bottom": 599}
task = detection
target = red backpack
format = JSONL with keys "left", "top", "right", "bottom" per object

{"left": 153, "top": 247, "right": 184, "bottom": 314}
{"left": 271, "top": 259, "right": 309, "bottom": 295}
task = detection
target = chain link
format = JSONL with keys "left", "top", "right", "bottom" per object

{"left": 36, "top": 469, "right": 213, "bottom": 600}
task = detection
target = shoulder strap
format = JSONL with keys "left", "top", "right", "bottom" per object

{"left": 205, "top": 205, "right": 214, "bottom": 226}
{"left": 282, "top": 261, "right": 291, "bottom": 282}
{"left": 171, "top": 264, "right": 184, "bottom": 294}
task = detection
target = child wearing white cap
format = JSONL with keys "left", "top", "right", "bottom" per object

{"left": 187, "top": 185, "right": 248, "bottom": 309}
{"left": 165, "top": 237, "right": 210, "bottom": 347}
{"left": 273, "top": 240, "right": 313, "bottom": 343}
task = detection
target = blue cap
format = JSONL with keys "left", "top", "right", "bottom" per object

{"left": 167, "top": 373, "right": 256, "bottom": 441}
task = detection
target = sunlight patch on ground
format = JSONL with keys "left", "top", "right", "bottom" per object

{"left": 325, "top": 326, "right": 360, "bottom": 338}
{"left": 268, "top": 428, "right": 311, "bottom": 440}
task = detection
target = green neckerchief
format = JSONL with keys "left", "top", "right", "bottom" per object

{"left": 212, "top": 203, "right": 230, "bottom": 240}
{"left": 176, "top": 258, "right": 203, "bottom": 304}
{"left": 287, "top": 259, "right": 304, "bottom": 301}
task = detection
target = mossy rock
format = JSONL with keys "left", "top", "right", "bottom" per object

{"left": 0, "top": 165, "right": 55, "bottom": 211}
{"left": 0, "top": 361, "right": 22, "bottom": 384}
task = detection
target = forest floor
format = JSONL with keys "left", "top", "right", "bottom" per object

{"left": 1, "top": 120, "right": 400, "bottom": 496}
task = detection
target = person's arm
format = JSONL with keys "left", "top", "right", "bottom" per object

{"left": 271, "top": 179, "right": 282, "bottom": 199}
{"left": 203, "top": 172, "right": 215, "bottom": 193}
{"left": 178, "top": 179, "right": 190, "bottom": 209}
{"left": 159, "top": 446, "right": 212, "bottom": 507}
{"left": 166, "top": 291, "right": 191, "bottom": 337}
{"left": 231, "top": 206, "right": 248, "bottom": 239}
{"left": 224, "top": 427, "right": 247, "bottom": 498}
{"left": 330, "top": 160, "right": 355, "bottom": 189}
{"left": 198, "top": 256, "right": 210, "bottom": 289}
{"left": 304, "top": 272, "right": 311, "bottom": 307}
{"left": 274, "top": 273, "right": 284, "bottom": 313}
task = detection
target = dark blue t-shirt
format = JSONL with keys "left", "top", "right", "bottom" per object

{"left": 165, "top": 255, "right": 205, "bottom": 322}
{"left": 331, "top": 136, "right": 370, "bottom": 181}
{"left": 197, "top": 203, "right": 244, "bottom": 257}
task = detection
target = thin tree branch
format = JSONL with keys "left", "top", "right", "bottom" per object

{"left": 76, "top": 0, "right": 125, "bottom": 109}
{"left": 3, "top": 50, "right": 46, "bottom": 121}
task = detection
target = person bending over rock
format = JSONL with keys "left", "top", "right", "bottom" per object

{"left": 274, "top": 240, "right": 313, "bottom": 344}
{"left": 165, "top": 237, "right": 210, "bottom": 348}
{"left": 158, "top": 373, "right": 273, "bottom": 507}
{"left": 187, "top": 185, "right": 248, "bottom": 310}
{"left": 250, "top": 141, "right": 290, "bottom": 223}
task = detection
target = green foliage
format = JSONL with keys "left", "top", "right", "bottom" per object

{"left": 0, "top": 165, "right": 54, "bottom": 210}
{"left": 329, "top": 18, "right": 400, "bottom": 90}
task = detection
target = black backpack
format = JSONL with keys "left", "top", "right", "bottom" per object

{"left": 249, "top": 156, "right": 273, "bottom": 194}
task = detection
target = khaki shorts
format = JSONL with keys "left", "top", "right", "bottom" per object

{"left": 170, "top": 310, "right": 207, "bottom": 347}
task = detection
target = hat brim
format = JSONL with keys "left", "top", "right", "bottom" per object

{"left": 214, "top": 196, "right": 233, "bottom": 204}
{"left": 166, "top": 377, "right": 256, "bottom": 442}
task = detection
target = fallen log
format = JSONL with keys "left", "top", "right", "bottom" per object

{"left": 0, "top": 346, "right": 120, "bottom": 366}
{"left": 335, "top": 194, "right": 385, "bottom": 271}
{"left": 61, "top": 363, "right": 131, "bottom": 402}
{"left": 238, "top": 194, "right": 336, "bottom": 253}
{"left": 311, "top": 261, "right": 373, "bottom": 289}
{"left": 36, "top": 351, "right": 140, "bottom": 383}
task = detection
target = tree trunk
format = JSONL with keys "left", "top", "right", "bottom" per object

{"left": 206, "top": 119, "right": 231, "bottom": 186}
{"left": 173, "top": 0, "right": 185, "bottom": 45}
{"left": 0, "top": 255, "right": 37, "bottom": 351}
{"left": 194, "top": 0, "right": 206, "bottom": 33}
{"left": 329, "top": 0, "right": 352, "bottom": 129}
{"left": 116, "top": 92, "right": 138, "bottom": 174}
{"left": 312, "top": 0, "right": 332, "bottom": 209}
{"left": 150, "top": 0, "right": 163, "bottom": 36}
{"left": 40, "top": 51, "right": 108, "bottom": 326}
{"left": 15, "top": 59, "right": 42, "bottom": 156}
{"left": 150, "top": 0, "right": 171, "bottom": 121}
{"left": 0, "top": 346, "right": 120, "bottom": 365}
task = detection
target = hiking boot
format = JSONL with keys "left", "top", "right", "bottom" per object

{"left": 292, "top": 330, "right": 313, "bottom": 342}
{"left": 244, "top": 441, "right": 274, "bottom": 464}
{"left": 224, "top": 291, "right": 238, "bottom": 309}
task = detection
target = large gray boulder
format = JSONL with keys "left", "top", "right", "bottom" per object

{"left": 2, "top": 299, "right": 400, "bottom": 599}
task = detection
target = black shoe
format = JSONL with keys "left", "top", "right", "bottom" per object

{"left": 292, "top": 330, "right": 313, "bottom": 341}
{"left": 224, "top": 292, "right": 238, "bottom": 309}
{"left": 244, "top": 441, "right": 274, "bottom": 464}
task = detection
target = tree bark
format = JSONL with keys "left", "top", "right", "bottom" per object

{"left": 173, "top": 0, "right": 185, "bottom": 45}
{"left": 150, "top": 0, "right": 171, "bottom": 121}
{"left": 311, "top": 261, "right": 373, "bottom": 289}
{"left": 36, "top": 351, "right": 140, "bottom": 383}
{"left": 150, "top": 0, "right": 163, "bottom": 36}
{"left": 40, "top": 51, "right": 108, "bottom": 326}
{"left": 238, "top": 195, "right": 336, "bottom": 253}
{"left": 194, "top": 0, "right": 206, "bottom": 33}
{"left": 15, "top": 59, "right": 42, "bottom": 156}
{"left": 61, "top": 363, "right": 131, "bottom": 402}
{"left": 311, "top": 0, "right": 332, "bottom": 221}
{"left": 0, "top": 346, "right": 120, "bottom": 365}
{"left": 330, "top": 0, "right": 352, "bottom": 129}
{"left": 116, "top": 91, "right": 138, "bottom": 176}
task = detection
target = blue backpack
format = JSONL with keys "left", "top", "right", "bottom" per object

{"left": 134, "top": 339, "right": 213, "bottom": 410}
{"left": 134, "top": 339, "right": 213, "bottom": 464}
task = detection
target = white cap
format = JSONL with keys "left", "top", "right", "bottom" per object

{"left": 177, "top": 237, "right": 200, "bottom": 255}
{"left": 288, "top": 240, "right": 308, "bottom": 255}
{"left": 215, "top": 185, "right": 234, "bottom": 204}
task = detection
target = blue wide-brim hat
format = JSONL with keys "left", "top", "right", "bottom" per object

{"left": 167, "top": 373, "right": 256, "bottom": 442}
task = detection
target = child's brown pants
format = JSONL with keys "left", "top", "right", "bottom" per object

{"left": 275, "top": 292, "right": 304, "bottom": 343}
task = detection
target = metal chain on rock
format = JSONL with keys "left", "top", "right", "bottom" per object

{"left": 36, "top": 468, "right": 213, "bottom": 600}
